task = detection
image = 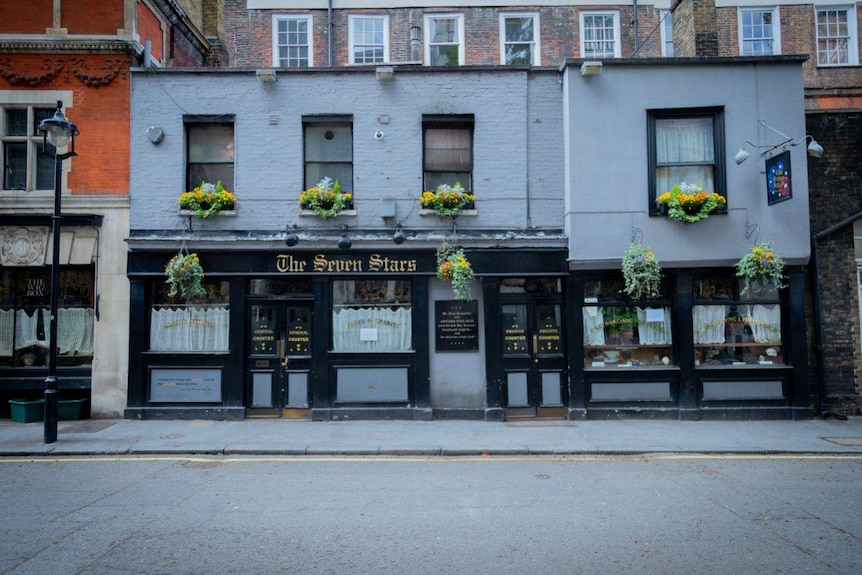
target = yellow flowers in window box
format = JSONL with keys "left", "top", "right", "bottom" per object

{"left": 436, "top": 241, "right": 475, "bottom": 300}
{"left": 420, "top": 183, "right": 475, "bottom": 217}
{"left": 657, "top": 182, "right": 726, "bottom": 224}
{"left": 178, "top": 181, "right": 237, "bottom": 219}
{"left": 300, "top": 177, "right": 352, "bottom": 219}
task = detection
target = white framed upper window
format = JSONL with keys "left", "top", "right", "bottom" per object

{"left": 499, "top": 13, "right": 540, "bottom": 65}
{"left": 815, "top": 6, "right": 859, "bottom": 66}
{"left": 424, "top": 13, "right": 465, "bottom": 66}
{"left": 738, "top": 7, "right": 781, "bottom": 56}
{"left": 580, "top": 11, "right": 621, "bottom": 58}
{"left": 1, "top": 104, "right": 58, "bottom": 192}
{"left": 272, "top": 15, "right": 313, "bottom": 68}
{"left": 349, "top": 15, "right": 389, "bottom": 64}
{"left": 659, "top": 10, "right": 674, "bottom": 57}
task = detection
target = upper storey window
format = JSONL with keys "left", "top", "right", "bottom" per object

{"left": 186, "top": 121, "right": 235, "bottom": 192}
{"left": 815, "top": 6, "right": 859, "bottom": 66}
{"left": 424, "top": 14, "right": 464, "bottom": 66}
{"left": 1, "top": 105, "right": 56, "bottom": 192}
{"left": 739, "top": 7, "right": 781, "bottom": 56}
{"left": 500, "top": 13, "right": 540, "bottom": 65}
{"left": 349, "top": 15, "right": 389, "bottom": 64}
{"left": 580, "top": 11, "right": 621, "bottom": 58}
{"left": 273, "top": 15, "right": 313, "bottom": 67}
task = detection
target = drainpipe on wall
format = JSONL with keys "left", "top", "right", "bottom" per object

{"left": 811, "top": 211, "right": 862, "bottom": 419}
{"left": 632, "top": 0, "right": 639, "bottom": 56}
{"left": 328, "top": 0, "right": 333, "bottom": 66}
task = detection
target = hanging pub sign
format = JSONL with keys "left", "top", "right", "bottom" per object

{"left": 765, "top": 150, "right": 792, "bottom": 205}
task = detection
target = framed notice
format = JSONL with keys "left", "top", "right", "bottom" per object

{"left": 765, "top": 150, "right": 792, "bottom": 206}
{"left": 435, "top": 300, "right": 479, "bottom": 352}
{"left": 150, "top": 368, "right": 222, "bottom": 403}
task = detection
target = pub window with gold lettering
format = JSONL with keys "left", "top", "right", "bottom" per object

{"left": 149, "top": 280, "right": 230, "bottom": 352}
{"left": 332, "top": 280, "right": 412, "bottom": 352}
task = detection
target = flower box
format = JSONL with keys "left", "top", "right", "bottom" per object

{"left": 419, "top": 208, "right": 478, "bottom": 217}
{"left": 9, "top": 398, "right": 44, "bottom": 423}
{"left": 179, "top": 209, "right": 236, "bottom": 217}
{"left": 58, "top": 398, "right": 88, "bottom": 420}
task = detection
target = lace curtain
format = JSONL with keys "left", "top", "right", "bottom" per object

{"left": 0, "top": 308, "right": 95, "bottom": 356}
{"left": 0, "top": 309, "right": 13, "bottom": 356}
{"left": 743, "top": 304, "right": 782, "bottom": 344}
{"left": 583, "top": 306, "right": 605, "bottom": 346}
{"left": 693, "top": 305, "right": 727, "bottom": 344}
{"left": 332, "top": 307, "right": 412, "bottom": 352}
{"left": 655, "top": 117, "right": 715, "bottom": 194}
{"left": 636, "top": 307, "right": 673, "bottom": 345}
{"left": 150, "top": 306, "right": 229, "bottom": 352}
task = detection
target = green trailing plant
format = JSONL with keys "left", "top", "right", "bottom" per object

{"left": 300, "top": 177, "right": 352, "bottom": 219}
{"left": 436, "top": 241, "right": 475, "bottom": 301}
{"left": 165, "top": 252, "right": 206, "bottom": 299}
{"left": 420, "top": 183, "right": 475, "bottom": 217}
{"left": 621, "top": 242, "right": 662, "bottom": 300}
{"left": 735, "top": 242, "right": 787, "bottom": 296}
{"left": 656, "top": 182, "right": 726, "bottom": 224}
{"left": 178, "top": 181, "right": 236, "bottom": 219}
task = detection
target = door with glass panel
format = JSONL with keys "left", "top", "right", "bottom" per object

{"left": 500, "top": 299, "right": 567, "bottom": 418}
{"left": 247, "top": 302, "right": 312, "bottom": 416}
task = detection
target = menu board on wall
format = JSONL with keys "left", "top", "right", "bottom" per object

{"left": 435, "top": 300, "right": 479, "bottom": 352}
{"left": 150, "top": 368, "right": 222, "bottom": 403}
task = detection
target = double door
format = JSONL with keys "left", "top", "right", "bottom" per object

{"left": 248, "top": 302, "right": 313, "bottom": 416}
{"left": 501, "top": 300, "right": 567, "bottom": 418}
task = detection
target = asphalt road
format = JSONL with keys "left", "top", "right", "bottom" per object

{"left": 1, "top": 454, "right": 860, "bottom": 574}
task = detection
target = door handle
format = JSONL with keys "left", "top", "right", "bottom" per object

{"left": 533, "top": 335, "right": 538, "bottom": 363}
{"left": 282, "top": 356, "right": 289, "bottom": 369}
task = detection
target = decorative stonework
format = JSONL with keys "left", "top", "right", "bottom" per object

{"left": 0, "top": 56, "right": 128, "bottom": 88}
{"left": 0, "top": 227, "right": 49, "bottom": 266}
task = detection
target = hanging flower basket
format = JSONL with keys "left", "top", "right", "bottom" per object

{"left": 436, "top": 241, "right": 475, "bottom": 301}
{"left": 735, "top": 242, "right": 787, "bottom": 296}
{"left": 178, "top": 181, "right": 237, "bottom": 219}
{"left": 300, "top": 177, "right": 352, "bottom": 219}
{"left": 656, "top": 182, "right": 726, "bottom": 224}
{"left": 165, "top": 252, "right": 206, "bottom": 299}
{"left": 621, "top": 243, "right": 662, "bottom": 300}
{"left": 420, "top": 183, "right": 475, "bottom": 217}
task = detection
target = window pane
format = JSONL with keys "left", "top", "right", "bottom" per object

{"left": 505, "top": 18, "right": 534, "bottom": 42}
{"left": 694, "top": 304, "right": 783, "bottom": 366}
{"left": 304, "top": 162, "right": 353, "bottom": 192}
{"left": 188, "top": 124, "right": 234, "bottom": 163}
{"left": 656, "top": 165, "right": 714, "bottom": 195}
{"left": 430, "top": 44, "right": 459, "bottom": 66}
{"left": 332, "top": 280, "right": 412, "bottom": 352}
{"left": 188, "top": 164, "right": 234, "bottom": 189}
{"left": 424, "top": 171, "right": 471, "bottom": 192}
{"left": 584, "top": 305, "right": 674, "bottom": 367}
{"left": 33, "top": 109, "right": 54, "bottom": 136}
{"left": 3, "top": 142, "right": 26, "bottom": 190}
{"left": 656, "top": 118, "right": 714, "bottom": 163}
{"left": 505, "top": 45, "right": 533, "bottom": 65}
{"left": 424, "top": 128, "right": 470, "bottom": 170}
{"left": 150, "top": 280, "right": 230, "bottom": 352}
{"left": 304, "top": 124, "right": 353, "bottom": 162}
{"left": 5, "top": 109, "right": 27, "bottom": 136}
{"left": 431, "top": 18, "right": 457, "bottom": 42}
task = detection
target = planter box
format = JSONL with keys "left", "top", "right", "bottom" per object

{"left": 9, "top": 399, "right": 44, "bottom": 423}
{"left": 58, "top": 398, "right": 88, "bottom": 421}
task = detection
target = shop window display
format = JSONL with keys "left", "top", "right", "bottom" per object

{"left": 0, "top": 267, "right": 95, "bottom": 367}
{"left": 583, "top": 279, "right": 673, "bottom": 367}
{"left": 149, "top": 280, "right": 230, "bottom": 352}
{"left": 332, "top": 280, "right": 412, "bottom": 352}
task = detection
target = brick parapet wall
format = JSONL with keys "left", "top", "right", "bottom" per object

{"left": 806, "top": 112, "right": 862, "bottom": 415}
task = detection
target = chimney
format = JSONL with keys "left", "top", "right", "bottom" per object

{"left": 671, "top": 0, "right": 719, "bottom": 58}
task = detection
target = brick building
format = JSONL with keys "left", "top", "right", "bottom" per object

{"left": 0, "top": 0, "right": 216, "bottom": 418}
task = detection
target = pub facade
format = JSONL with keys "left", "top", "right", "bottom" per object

{"left": 127, "top": 59, "right": 813, "bottom": 421}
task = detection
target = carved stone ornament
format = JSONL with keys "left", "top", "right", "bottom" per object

{"left": 0, "top": 56, "right": 128, "bottom": 88}
{"left": 0, "top": 227, "right": 49, "bottom": 266}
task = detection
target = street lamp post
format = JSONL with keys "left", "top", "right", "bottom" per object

{"left": 38, "top": 101, "right": 79, "bottom": 444}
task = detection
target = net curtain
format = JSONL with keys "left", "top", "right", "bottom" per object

{"left": 332, "top": 307, "right": 412, "bottom": 352}
{"left": 150, "top": 306, "right": 230, "bottom": 352}
{"left": 0, "top": 308, "right": 95, "bottom": 356}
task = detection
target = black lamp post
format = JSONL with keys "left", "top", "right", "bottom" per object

{"left": 38, "top": 101, "right": 78, "bottom": 444}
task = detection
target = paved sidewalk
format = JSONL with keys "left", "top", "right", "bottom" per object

{"left": 1, "top": 416, "right": 862, "bottom": 456}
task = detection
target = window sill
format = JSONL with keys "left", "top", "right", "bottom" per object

{"left": 299, "top": 209, "right": 357, "bottom": 218}
{"left": 419, "top": 208, "right": 478, "bottom": 217}
{"left": 179, "top": 210, "right": 236, "bottom": 217}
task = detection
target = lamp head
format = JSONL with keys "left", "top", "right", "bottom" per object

{"left": 337, "top": 225, "right": 351, "bottom": 250}
{"left": 807, "top": 138, "right": 824, "bottom": 158}
{"left": 284, "top": 225, "right": 299, "bottom": 247}
{"left": 393, "top": 223, "right": 406, "bottom": 245}
{"left": 39, "top": 101, "right": 78, "bottom": 148}
{"left": 734, "top": 147, "right": 750, "bottom": 165}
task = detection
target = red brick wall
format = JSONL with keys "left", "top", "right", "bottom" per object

{"left": 0, "top": 53, "right": 131, "bottom": 196}
{"left": 62, "top": 0, "right": 124, "bottom": 35}
{"left": 137, "top": 1, "right": 165, "bottom": 62}
{"left": 0, "top": 0, "right": 53, "bottom": 34}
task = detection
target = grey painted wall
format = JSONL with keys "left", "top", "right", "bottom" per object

{"left": 130, "top": 68, "right": 566, "bottom": 238}
{"left": 563, "top": 58, "right": 811, "bottom": 268}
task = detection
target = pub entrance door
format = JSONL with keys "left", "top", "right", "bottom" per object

{"left": 247, "top": 302, "right": 313, "bottom": 418}
{"left": 500, "top": 299, "right": 567, "bottom": 418}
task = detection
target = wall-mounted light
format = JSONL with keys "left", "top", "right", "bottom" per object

{"left": 376, "top": 66, "right": 394, "bottom": 81}
{"left": 337, "top": 225, "right": 352, "bottom": 249}
{"left": 580, "top": 61, "right": 603, "bottom": 77}
{"left": 284, "top": 224, "right": 299, "bottom": 247}
{"left": 256, "top": 69, "right": 277, "bottom": 82}
{"left": 735, "top": 121, "right": 825, "bottom": 164}
{"left": 393, "top": 223, "right": 406, "bottom": 245}
{"left": 147, "top": 126, "right": 164, "bottom": 145}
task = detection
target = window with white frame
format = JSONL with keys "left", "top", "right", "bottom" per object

{"left": 273, "top": 15, "right": 313, "bottom": 67}
{"left": 580, "top": 11, "right": 621, "bottom": 58}
{"left": 739, "top": 7, "right": 781, "bottom": 56}
{"left": 500, "top": 13, "right": 540, "bottom": 65}
{"left": 1, "top": 105, "right": 57, "bottom": 191}
{"left": 349, "top": 15, "right": 389, "bottom": 64}
{"left": 647, "top": 108, "right": 726, "bottom": 212}
{"left": 815, "top": 6, "right": 859, "bottom": 66}
{"left": 424, "top": 14, "right": 464, "bottom": 66}
{"left": 660, "top": 10, "right": 674, "bottom": 57}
